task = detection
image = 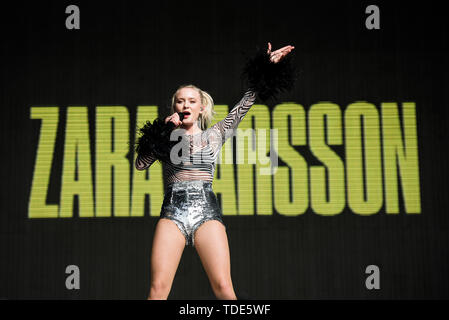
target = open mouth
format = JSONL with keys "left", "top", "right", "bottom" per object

{"left": 183, "top": 111, "right": 191, "bottom": 117}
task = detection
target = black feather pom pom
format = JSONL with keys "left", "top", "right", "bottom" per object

{"left": 242, "top": 46, "right": 297, "bottom": 102}
{"left": 134, "top": 118, "right": 180, "bottom": 162}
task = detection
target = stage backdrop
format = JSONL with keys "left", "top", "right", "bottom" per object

{"left": 1, "top": 0, "right": 448, "bottom": 299}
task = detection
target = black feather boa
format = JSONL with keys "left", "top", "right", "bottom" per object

{"left": 242, "top": 45, "right": 297, "bottom": 102}
{"left": 134, "top": 117, "right": 181, "bottom": 162}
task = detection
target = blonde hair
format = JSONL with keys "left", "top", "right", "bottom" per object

{"left": 170, "top": 84, "right": 216, "bottom": 130}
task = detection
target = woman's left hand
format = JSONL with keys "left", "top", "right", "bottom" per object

{"left": 267, "top": 42, "right": 295, "bottom": 63}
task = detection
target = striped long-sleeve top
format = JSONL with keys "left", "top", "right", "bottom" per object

{"left": 135, "top": 89, "right": 257, "bottom": 184}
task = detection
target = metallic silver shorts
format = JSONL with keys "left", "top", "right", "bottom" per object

{"left": 160, "top": 180, "right": 225, "bottom": 247}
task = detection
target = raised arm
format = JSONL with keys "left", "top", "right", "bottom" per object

{"left": 135, "top": 153, "right": 157, "bottom": 170}
{"left": 209, "top": 89, "right": 257, "bottom": 147}
{"left": 208, "top": 42, "right": 295, "bottom": 149}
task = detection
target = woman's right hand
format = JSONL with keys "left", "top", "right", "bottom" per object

{"left": 165, "top": 112, "right": 183, "bottom": 127}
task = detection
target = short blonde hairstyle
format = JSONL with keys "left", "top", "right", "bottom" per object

{"left": 170, "top": 84, "right": 216, "bottom": 130}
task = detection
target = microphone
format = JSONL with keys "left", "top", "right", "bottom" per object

{"left": 165, "top": 112, "right": 185, "bottom": 131}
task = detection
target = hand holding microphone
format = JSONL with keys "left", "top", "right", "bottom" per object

{"left": 165, "top": 112, "right": 185, "bottom": 130}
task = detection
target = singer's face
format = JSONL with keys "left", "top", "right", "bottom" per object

{"left": 174, "top": 88, "right": 203, "bottom": 126}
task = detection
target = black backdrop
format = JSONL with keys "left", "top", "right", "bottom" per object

{"left": 0, "top": 0, "right": 448, "bottom": 299}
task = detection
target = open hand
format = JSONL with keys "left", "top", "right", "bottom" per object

{"left": 267, "top": 42, "right": 295, "bottom": 63}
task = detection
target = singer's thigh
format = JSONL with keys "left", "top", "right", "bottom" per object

{"left": 150, "top": 218, "right": 186, "bottom": 288}
{"left": 194, "top": 220, "right": 232, "bottom": 287}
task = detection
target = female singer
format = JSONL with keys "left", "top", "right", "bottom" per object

{"left": 135, "top": 42, "right": 295, "bottom": 299}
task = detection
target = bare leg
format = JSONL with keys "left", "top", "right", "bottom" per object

{"left": 147, "top": 218, "right": 186, "bottom": 300}
{"left": 194, "top": 220, "right": 237, "bottom": 300}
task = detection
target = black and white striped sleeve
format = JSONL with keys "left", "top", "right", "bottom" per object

{"left": 135, "top": 153, "right": 157, "bottom": 170}
{"left": 209, "top": 89, "right": 256, "bottom": 151}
